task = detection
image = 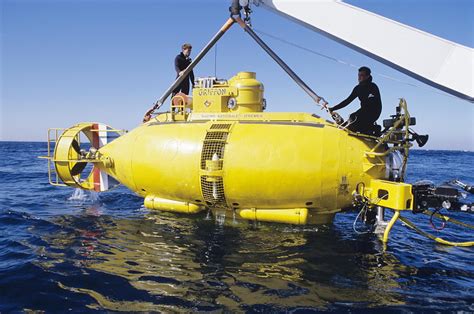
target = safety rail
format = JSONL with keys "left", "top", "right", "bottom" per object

{"left": 170, "top": 94, "right": 191, "bottom": 121}
{"left": 37, "top": 128, "right": 68, "bottom": 186}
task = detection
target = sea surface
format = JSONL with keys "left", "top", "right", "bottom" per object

{"left": 0, "top": 142, "right": 473, "bottom": 312}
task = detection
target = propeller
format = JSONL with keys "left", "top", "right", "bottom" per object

{"left": 71, "top": 161, "right": 88, "bottom": 176}
{"left": 70, "top": 138, "right": 88, "bottom": 176}
{"left": 71, "top": 139, "right": 81, "bottom": 154}
{"left": 50, "top": 122, "right": 122, "bottom": 191}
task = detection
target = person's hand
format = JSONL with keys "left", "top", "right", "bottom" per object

{"left": 179, "top": 70, "right": 185, "bottom": 76}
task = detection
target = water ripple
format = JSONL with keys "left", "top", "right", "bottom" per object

{"left": 0, "top": 142, "right": 473, "bottom": 311}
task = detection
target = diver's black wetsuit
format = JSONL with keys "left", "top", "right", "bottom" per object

{"left": 172, "top": 52, "right": 195, "bottom": 96}
{"left": 331, "top": 76, "right": 382, "bottom": 134}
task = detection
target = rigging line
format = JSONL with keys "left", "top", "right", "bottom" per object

{"left": 214, "top": 43, "right": 218, "bottom": 77}
{"left": 254, "top": 28, "right": 349, "bottom": 65}
{"left": 253, "top": 28, "right": 457, "bottom": 100}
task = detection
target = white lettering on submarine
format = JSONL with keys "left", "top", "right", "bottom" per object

{"left": 198, "top": 88, "right": 228, "bottom": 96}
{"left": 198, "top": 114, "right": 264, "bottom": 119}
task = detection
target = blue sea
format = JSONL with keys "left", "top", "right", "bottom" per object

{"left": 0, "top": 141, "right": 473, "bottom": 312}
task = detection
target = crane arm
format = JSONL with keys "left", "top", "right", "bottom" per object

{"left": 252, "top": 0, "right": 474, "bottom": 102}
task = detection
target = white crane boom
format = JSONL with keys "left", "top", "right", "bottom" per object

{"left": 252, "top": 0, "right": 474, "bottom": 103}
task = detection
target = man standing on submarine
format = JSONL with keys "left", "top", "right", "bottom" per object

{"left": 172, "top": 43, "right": 195, "bottom": 97}
{"left": 142, "top": 43, "right": 195, "bottom": 122}
{"left": 329, "top": 66, "right": 382, "bottom": 135}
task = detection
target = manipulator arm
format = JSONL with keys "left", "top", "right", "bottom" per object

{"left": 412, "top": 180, "right": 474, "bottom": 213}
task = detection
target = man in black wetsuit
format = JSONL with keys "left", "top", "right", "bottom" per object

{"left": 172, "top": 43, "right": 195, "bottom": 96}
{"left": 329, "top": 66, "right": 382, "bottom": 134}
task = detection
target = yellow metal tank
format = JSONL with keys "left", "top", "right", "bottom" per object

{"left": 192, "top": 71, "right": 264, "bottom": 113}
{"left": 47, "top": 72, "right": 388, "bottom": 224}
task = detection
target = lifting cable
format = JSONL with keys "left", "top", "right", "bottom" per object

{"left": 143, "top": 6, "right": 339, "bottom": 123}
{"left": 214, "top": 43, "right": 218, "bottom": 77}
{"left": 233, "top": 17, "right": 346, "bottom": 125}
{"left": 253, "top": 28, "right": 457, "bottom": 100}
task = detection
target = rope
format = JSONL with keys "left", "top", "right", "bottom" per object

{"left": 253, "top": 28, "right": 457, "bottom": 100}
{"left": 429, "top": 207, "right": 446, "bottom": 231}
{"left": 353, "top": 203, "right": 370, "bottom": 234}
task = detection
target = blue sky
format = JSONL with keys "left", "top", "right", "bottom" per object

{"left": 1, "top": 0, "right": 473, "bottom": 150}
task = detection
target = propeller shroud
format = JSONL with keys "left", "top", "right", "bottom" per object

{"left": 53, "top": 122, "right": 121, "bottom": 191}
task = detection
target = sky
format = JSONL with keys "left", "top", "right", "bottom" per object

{"left": 1, "top": 0, "right": 473, "bottom": 150}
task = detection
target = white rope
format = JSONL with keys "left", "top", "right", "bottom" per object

{"left": 353, "top": 203, "right": 370, "bottom": 234}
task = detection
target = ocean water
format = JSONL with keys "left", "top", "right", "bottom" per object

{"left": 0, "top": 141, "right": 473, "bottom": 312}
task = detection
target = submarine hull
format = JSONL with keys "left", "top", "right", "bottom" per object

{"left": 99, "top": 113, "right": 386, "bottom": 218}
{"left": 46, "top": 73, "right": 392, "bottom": 225}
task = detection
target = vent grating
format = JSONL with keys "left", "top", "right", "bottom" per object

{"left": 200, "top": 123, "right": 231, "bottom": 207}
{"left": 210, "top": 123, "right": 232, "bottom": 130}
{"left": 201, "top": 176, "right": 226, "bottom": 205}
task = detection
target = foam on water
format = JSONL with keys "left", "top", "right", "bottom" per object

{"left": 68, "top": 188, "right": 99, "bottom": 202}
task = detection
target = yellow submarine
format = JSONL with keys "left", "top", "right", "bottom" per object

{"left": 42, "top": 6, "right": 474, "bottom": 246}
{"left": 45, "top": 71, "right": 413, "bottom": 225}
